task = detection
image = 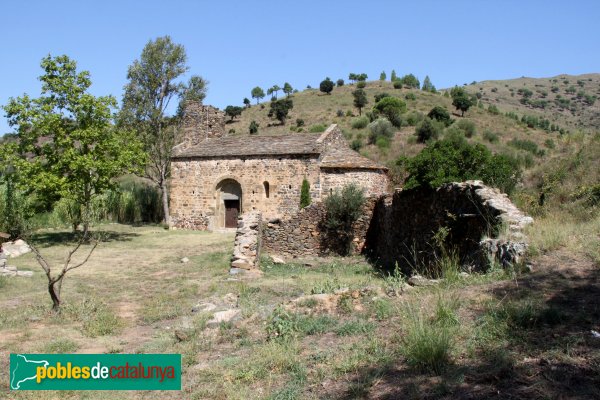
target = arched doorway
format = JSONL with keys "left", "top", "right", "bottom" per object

{"left": 216, "top": 179, "right": 242, "bottom": 228}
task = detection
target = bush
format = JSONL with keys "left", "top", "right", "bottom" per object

{"left": 356, "top": 81, "right": 366, "bottom": 89}
{"left": 455, "top": 119, "right": 476, "bottom": 138}
{"left": 373, "top": 97, "right": 406, "bottom": 127}
{"left": 295, "top": 118, "right": 304, "bottom": 127}
{"left": 376, "top": 136, "right": 390, "bottom": 149}
{"left": 336, "top": 79, "right": 344, "bottom": 87}
{"left": 367, "top": 118, "right": 395, "bottom": 145}
{"left": 405, "top": 93, "right": 416, "bottom": 101}
{"left": 508, "top": 139, "right": 544, "bottom": 156}
{"left": 427, "top": 106, "right": 452, "bottom": 126}
{"left": 488, "top": 104, "right": 500, "bottom": 115}
{"left": 324, "top": 184, "right": 365, "bottom": 255}
{"left": 350, "top": 138, "right": 363, "bottom": 151}
{"left": 405, "top": 111, "right": 425, "bottom": 126}
{"left": 351, "top": 116, "right": 369, "bottom": 129}
{"left": 404, "top": 135, "right": 522, "bottom": 194}
{"left": 415, "top": 118, "right": 443, "bottom": 143}
{"left": 309, "top": 124, "right": 327, "bottom": 133}
{"left": 374, "top": 93, "right": 391, "bottom": 103}
{"left": 336, "top": 109, "right": 344, "bottom": 117}
{"left": 483, "top": 130, "right": 499, "bottom": 143}
{"left": 249, "top": 120, "right": 259, "bottom": 134}
{"left": 393, "top": 80, "right": 403, "bottom": 89}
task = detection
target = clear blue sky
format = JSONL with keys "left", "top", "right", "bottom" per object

{"left": 2, "top": 0, "right": 599, "bottom": 134}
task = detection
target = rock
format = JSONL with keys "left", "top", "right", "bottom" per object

{"left": 180, "top": 257, "right": 190, "bottom": 263}
{"left": 2, "top": 240, "right": 32, "bottom": 258}
{"left": 192, "top": 302, "right": 216, "bottom": 313}
{"left": 231, "top": 259, "right": 252, "bottom": 270}
{"left": 351, "top": 290, "right": 360, "bottom": 299}
{"left": 207, "top": 309, "right": 241, "bottom": 328}
{"left": 408, "top": 274, "right": 440, "bottom": 287}
{"left": 223, "top": 293, "right": 238, "bottom": 305}
{"left": 174, "top": 329, "right": 189, "bottom": 342}
{"left": 271, "top": 255, "right": 286, "bottom": 264}
{"left": 459, "top": 272, "right": 470, "bottom": 278}
{"left": 333, "top": 287, "right": 350, "bottom": 295}
{"left": 16, "top": 270, "right": 33, "bottom": 277}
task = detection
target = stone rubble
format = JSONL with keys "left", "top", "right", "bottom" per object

{"left": 230, "top": 212, "right": 263, "bottom": 277}
{"left": 2, "top": 239, "right": 32, "bottom": 258}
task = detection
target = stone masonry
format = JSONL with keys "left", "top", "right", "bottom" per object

{"left": 230, "top": 212, "right": 262, "bottom": 277}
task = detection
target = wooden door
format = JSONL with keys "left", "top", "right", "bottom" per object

{"left": 224, "top": 200, "right": 240, "bottom": 228}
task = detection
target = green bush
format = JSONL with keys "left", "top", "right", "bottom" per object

{"left": 351, "top": 116, "right": 369, "bottom": 129}
{"left": 455, "top": 119, "right": 476, "bottom": 138}
{"left": 403, "top": 135, "right": 522, "bottom": 194}
{"left": 295, "top": 118, "right": 305, "bottom": 127}
{"left": 367, "top": 118, "right": 395, "bottom": 144}
{"left": 488, "top": 104, "right": 500, "bottom": 115}
{"left": 324, "top": 184, "right": 365, "bottom": 255}
{"left": 249, "top": 120, "right": 259, "bottom": 134}
{"left": 405, "top": 111, "right": 425, "bottom": 126}
{"left": 309, "top": 124, "right": 327, "bottom": 133}
{"left": 300, "top": 179, "right": 311, "bottom": 208}
{"left": 405, "top": 93, "right": 416, "bottom": 101}
{"left": 356, "top": 81, "right": 366, "bottom": 89}
{"left": 415, "top": 118, "right": 443, "bottom": 143}
{"left": 376, "top": 136, "right": 390, "bottom": 149}
{"left": 374, "top": 92, "right": 391, "bottom": 103}
{"left": 508, "top": 139, "right": 545, "bottom": 156}
{"left": 427, "top": 106, "right": 452, "bottom": 126}
{"left": 483, "top": 130, "right": 499, "bottom": 143}
{"left": 350, "top": 138, "right": 363, "bottom": 151}
{"left": 373, "top": 97, "right": 406, "bottom": 127}
{"left": 393, "top": 80, "right": 403, "bottom": 89}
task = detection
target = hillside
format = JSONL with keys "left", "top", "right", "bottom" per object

{"left": 463, "top": 73, "right": 600, "bottom": 133}
{"left": 222, "top": 77, "right": 596, "bottom": 190}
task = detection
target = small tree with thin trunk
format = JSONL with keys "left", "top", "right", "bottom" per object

{"left": 352, "top": 89, "right": 368, "bottom": 115}
{"left": 251, "top": 86, "right": 265, "bottom": 104}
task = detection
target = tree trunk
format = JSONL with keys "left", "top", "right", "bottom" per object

{"left": 48, "top": 280, "right": 61, "bottom": 311}
{"left": 161, "top": 179, "right": 170, "bottom": 225}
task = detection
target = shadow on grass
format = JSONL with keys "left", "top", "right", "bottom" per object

{"left": 331, "top": 258, "right": 600, "bottom": 399}
{"left": 29, "top": 230, "right": 140, "bottom": 247}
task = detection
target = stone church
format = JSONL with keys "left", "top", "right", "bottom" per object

{"left": 169, "top": 103, "right": 389, "bottom": 230}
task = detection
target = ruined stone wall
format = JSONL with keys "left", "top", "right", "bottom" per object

{"left": 320, "top": 168, "right": 389, "bottom": 198}
{"left": 363, "top": 181, "right": 533, "bottom": 272}
{"left": 180, "top": 103, "right": 226, "bottom": 149}
{"left": 170, "top": 155, "right": 322, "bottom": 230}
{"left": 262, "top": 197, "right": 378, "bottom": 258}
{"left": 230, "top": 212, "right": 262, "bottom": 277}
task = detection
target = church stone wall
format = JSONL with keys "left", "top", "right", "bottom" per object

{"left": 170, "top": 155, "right": 322, "bottom": 230}
{"left": 321, "top": 168, "right": 389, "bottom": 198}
{"left": 180, "top": 102, "right": 226, "bottom": 149}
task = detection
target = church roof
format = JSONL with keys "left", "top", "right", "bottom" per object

{"left": 172, "top": 134, "right": 322, "bottom": 158}
{"left": 172, "top": 125, "right": 387, "bottom": 171}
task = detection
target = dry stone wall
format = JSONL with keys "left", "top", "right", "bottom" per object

{"left": 321, "top": 169, "right": 388, "bottom": 198}
{"left": 230, "top": 212, "right": 262, "bottom": 277}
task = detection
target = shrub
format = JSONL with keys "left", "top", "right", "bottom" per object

{"left": 405, "top": 93, "right": 416, "bottom": 101}
{"left": 356, "top": 81, "right": 366, "bottom": 89}
{"left": 544, "top": 139, "right": 556, "bottom": 149}
{"left": 300, "top": 179, "right": 311, "bottom": 208}
{"left": 376, "top": 136, "right": 390, "bottom": 149}
{"left": 336, "top": 109, "right": 344, "bottom": 117}
{"left": 374, "top": 92, "right": 391, "bottom": 103}
{"left": 324, "top": 184, "right": 365, "bottom": 255}
{"left": 415, "top": 118, "right": 443, "bottom": 143}
{"left": 309, "top": 124, "right": 327, "bottom": 133}
{"left": 455, "top": 119, "right": 476, "bottom": 138}
{"left": 508, "top": 139, "right": 544, "bottom": 156}
{"left": 483, "top": 130, "right": 499, "bottom": 143}
{"left": 427, "top": 106, "right": 452, "bottom": 126}
{"left": 351, "top": 116, "right": 369, "bottom": 129}
{"left": 373, "top": 97, "right": 406, "bottom": 127}
{"left": 405, "top": 111, "right": 425, "bottom": 126}
{"left": 488, "top": 104, "right": 500, "bottom": 115}
{"left": 249, "top": 120, "right": 259, "bottom": 134}
{"left": 350, "top": 138, "right": 363, "bottom": 151}
{"left": 335, "top": 319, "right": 375, "bottom": 336}
{"left": 319, "top": 78, "right": 334, "bottom": 95}
{"left": 336, "top": 79, "right": 344, "bottom": 87}
{"left": 295, "top": 118, "right": 304, "bottom": 127}
{"left": 367, "top": 118, "right": 395, "bottom": 144}
{"left": 393, "top": 80, "right": 403, "bottom": 89}
{"left": 404, "top": 135, "right": 522, "bottom": 194}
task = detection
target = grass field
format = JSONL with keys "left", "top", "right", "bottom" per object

{"left": 1, "top": 221, "right": 598, "bottom": 399}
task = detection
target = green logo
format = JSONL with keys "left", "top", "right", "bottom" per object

{"left": 10, "top": 353, "right": 181, "bottom": 390}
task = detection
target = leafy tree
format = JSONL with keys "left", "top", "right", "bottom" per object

{"left": 400, "top": 74, "right": 420, "bottom": 89}
{"left": 119, "top": 36, "right": 204, "bottom": 225}
{"left": 243, "top": 97, "right": 251, "bottom": 108}
{"left": 271, "top": 84, "right": 281, "bottom": 99}
{"left": 2, "top": 55, "right": 144, "bottom": 310}
{"left": 373, "top": 96, "right": 406, "bottom": 126}
{"left": 352, "top": 89, "right": 368, "bottom": 115}
{"left": 393, "top": 80, "right": 403, "bottom": 89}
{"left": 300, "top": 178, "right": 311, "bottom": 208}
{"left": 357, "top": 73, "right": 368, "bottom": 82}
{"left": 324, "top": 184, "right": 365, "bottom": 255}
{"left": 319, "top": 77, "right": 334, "bottom": 95}
{"left": 224, "top": 105, "right": 243, "bottom": 121}
{"left": 391, "top": 70, "right": 397, "bottom": 81}
{"left": 422, "top": 75, "right": 436, "bottom": 92}
{"left": 403, "top": 135, "right": 521, "bottom": 194}
{"left": 336, "top": 79, "right": 344, "bottom": 87}
{"left": 283, "top": 82, "right": 293, "bottom": 97}
{"left": 427, "top": 106, "right": 452, "bottom": 126}
{"left": 251, "top": 86, "right": 265, "bottom": 104}
{"left": 380, "top": 71, "right": 387, "bottom": 81}
{"left": 367, "top": 118, "right": 395, "bottom": 144}
{"left": 249, "top": 120, "right": 259, "bottom": 134}
{"left": 268, "top": 98, "right": 294, "bottom": 124}
{"left": 348, "top": 73, "right": 358, "bottom": 84}
{"left": 415, "top": 118, "right": 443, "bottom": 143}
{"left": 450, "top": 86, "right": 474, "bottom": 116}
{"left": 357, "top": 81, "right": 366, "bottom": 89}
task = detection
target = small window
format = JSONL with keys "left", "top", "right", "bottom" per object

{"left": 263, "top": 181, "right": 270, "bottom": 198}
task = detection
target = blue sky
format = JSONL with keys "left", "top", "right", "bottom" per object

{"left": 2, "top": 0, "right": 599, "bottom": 134}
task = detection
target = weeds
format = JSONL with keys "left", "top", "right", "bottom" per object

{"left": 42, "top": 338, "right": 79, "bottom": 353}
{"left": 335, "top": 319, "right": 375, "bottom": 336}
{"left": 63, "top": 298, "right": 122, "bottom": 337}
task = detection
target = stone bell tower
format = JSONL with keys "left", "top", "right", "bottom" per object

{"left": 180, "top": 102, "right": 226, "bottom": 149}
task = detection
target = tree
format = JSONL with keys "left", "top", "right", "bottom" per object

{"left": 367, "top": 118, "right": 395, "bottom": 144}
{"left": 249, "top": 120, "right": 259, "bottom": 134}
{"left": 283, "top": 82, "right": 293, "bottom": 97}
{"left": 243, "top": 97, "right": 251, "bottom": 108}
{"left": 224, "top": 105, "right": 243, "bottom": 121}
{"left": 336, "top": 79, "right": 344, "bottom": 87}
{"left": 422, "top": 75, "right": 436, "bottom": 93}
{"left": 119, "top": 36, "right": 205, "bottom": 225}
{"left": 391, "top": 70, "right": 397, "bottom": 81}
{"left": 450, "top": 86, "right": 474, "bottom": 116}
{"left": 251, "top": 86, "right": 265, "bottom": 104}
{"left": 357, "top": 73, "right": 368, "bottom": 82}
{"left": 352, "top": 89, "right": 368, "bottom": 115}
{"left": 2, "top": 55, "right": 143, "bottom": 310}
{"left": 348, "top": 73, "right": 358, "bottom": 84}
{"left": 271, "top": 85, "right": 281, "bottom": 99}
{"left": 427, "top": 106, "right": 452, "bottom": 126}
{"left": 268, "top": 98, "right": 294, "bottom": 124}
{"left": 324, "top": 184, "right": 365, "bottom": 255}
{"left": 319, "top": 77, "right": 334, "bottom": 95}
{"left": 380, "top": 71, "right": 387, "bottom": 81}
{"left": 373, "top": 96, "right": 407, "bottom": 126}
{"left": 403, "top": 135, "right": 521, "bottom": 194}
{"left": 300, "top": 178, "right": 311, "bottom": 208}
{"left": 400, "top": 74, "right": 420, "bottom": 89}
